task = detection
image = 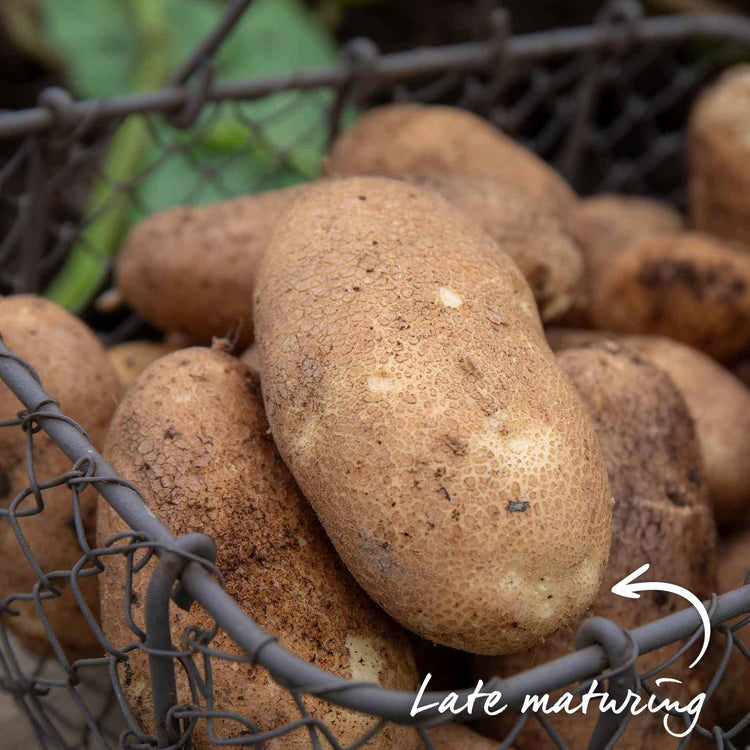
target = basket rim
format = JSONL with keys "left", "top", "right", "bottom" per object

{"left": 0, "top": 338, "right": 748, "bottom": 729}
{"left": 0, "top": 10, "right": 750, "bottom": 142}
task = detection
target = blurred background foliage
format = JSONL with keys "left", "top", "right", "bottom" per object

{"left": 0, "top": 0, "right": 746, "bottom": 312}
{"left": 3, "top": 0, "right": 746, "bottom": 111}
{"left": 10, "top": 0, "right": 347, "bottom": 310}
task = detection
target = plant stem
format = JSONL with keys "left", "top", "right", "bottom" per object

{"left": 45, "top": 0, "right": 170, "bottom": 312}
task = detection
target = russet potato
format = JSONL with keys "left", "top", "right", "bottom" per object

{"left": 115, "top": 185, "right": 306, "bottom": 348}
{"left": 567, "top": 194, "right": 684, "bottom": 280}
{"left": 475, "top": 343, "right": 717, "bottom": 748}
{"left": 255, "top": 176, "right": 612, "bottom": 656}
{"left": 689, "top": 65, "right": 750, "bottom": 249}
{"left": 98, "top": 347, "right": 419, "bottom": 749}
{"left": 239, "top": 342, "right": 260, "bottom": 380}
{"left": 107, "top": 339, "right": 182, "bottom": 387}
{"left": 0, "top": 296, "right": 120, "bottom": 659}
{"left": 546, "top": 329, "right": 750, "bottom": 528}
{"left": 325, "top": 104, "right": 576, "bottom": 215}
{"left": 589, "top": 232, "right": 750, "bottom": 360}
{"left": 401, "top": 174, "right": 584, "bottom": 322}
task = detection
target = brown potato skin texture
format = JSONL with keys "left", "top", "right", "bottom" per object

{"left": 98, "top": 347, "right": 419, "bottom": 750}
{"left": 567, "top": 194, "right": 684, "bottom": 280}
{"left": 401, "top": 174, "right": 584, "bottom": 322}
{"left": 689, "top": 65, "right": 750, "bottom": 250}
{"left": 107, "top": 339, "right": 181, "bottom": 387}
{"left": 325, "top": 105, "right": 576, "bottom": 215}
{"left": 623, "top": 337, "right": 750, "bottom": 529}
{"left": 255, "top": 176, "right": 612, "bottom": 656}
{"left": 115, "top": 185, "right": 305, "bottom": 348}
{"left": 475, "top": 344, "right": 718, "bottom": 748}
{"left": 0, "top": 296, "right": 121, "bottom": 659}
{"left": 547, "top": 329, "right": 750, "bottom": 528}
{"left": 589, "top": 232, "right": 750, "bottom": 360}
{"left": 561, "top": 196, "right": 683, "bottom": 327}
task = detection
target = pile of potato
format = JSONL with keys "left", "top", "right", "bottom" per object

{"left": 1, "top": 66, "right": 749, "bottom": 749}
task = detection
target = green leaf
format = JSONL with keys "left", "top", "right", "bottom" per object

{"left": 39, "top": 0, "right": 134, "bottom": 99}
{"left": 161, "top": 0, "right": 344, "bottom": 175}
{"left": 43, "top": 0, "right": 352, "bottom": 311}
{"left": 216, "top": 0, "right": 340, "bottom": 79}
{"left": 132, "top": 116, "right": 307, "bottom": 215}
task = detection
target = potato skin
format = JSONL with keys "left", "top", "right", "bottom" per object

{"left": 255, "top": 176, "right": 612, "bottom": 655}
{"left": 567, "top": 194, "right": 683, "bottom": 280}
{"left": 546, "top": 329, "right": 750, "bottom": 528}
{"left": 689, "top": 65, "right": 750, "bottom": 249}
{"left": 325, "top": 104, "right": 576, "bottom": 214}
{"left": 475, "top": 343, "right": 717, "bottom": 748}
{"left": 590, "top": 232, "right": 750, "bottom": 360}
{"left": 0, "top": 296, "right": 121, "bottom": 659}
{"left": 98, "top": 347, "right": 419, "bottom": 750}
{"left": 622, "top": 337, "right": 750, "bottom": 529}
{"left": 115, "top": 185, "right": 305, "bottom": 348}
{"left": 401, "top": 174, "right": 584, "bottom": 322}
{"left": 107, "top": 339, "right": 181, "bottom": 387}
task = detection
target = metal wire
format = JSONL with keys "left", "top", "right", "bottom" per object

{"left": 0, "top": 1, "right": 749, "bottom": 747}
{"left": 0, "top": 6, "right": 748, "bottom": 302}
{"left": 0, "top": 336, "right": 748, "bottom": 746}
{"left": 1, "top": 3, "right": 750, "bottom": 301}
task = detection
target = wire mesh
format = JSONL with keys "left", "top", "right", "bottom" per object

{"left": 0, "top": 1, "right": 749, "bottom": 748}
{"left": 0, "top": 338, "right": 748, "bottom": 749}
{"left": 0, "top": 3, "right": 750, "bottom": 303}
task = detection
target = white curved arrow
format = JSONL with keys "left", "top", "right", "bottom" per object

{"left": 611, "top": 563, "right": 711, "bottom": 669}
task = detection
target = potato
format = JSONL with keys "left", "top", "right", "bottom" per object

{"left": 475, "top": 343, "right": 717, "bottom": 748}
{"left": 567, "top": 194, "right": 684, "bottom": 280}
{"left": 98, "top": 347, "right": 419, "bottom": 749}
{"left": 254, "top": 176, "right": 612, "bottom": 655}
{"left": 325, "top": 104, "right": 576, "bottom": 214}
{"left": 689, "top": 65, "right": 750, "bottom": 249}
{"left": 546, "top": 329, "right": 750, "bottom": 528}
{"left": 115, "top": 185, "right": 306, "bottom": 348}
{"left": 559, "top": 196, "right": 683, "bottom": 327}
{"left": 401, "top": 174, "right": 584, "bottom": 321}
{"left": 622, "top": 337, "right": 750, "bottom": 528}
{"left": 107, "top": 339, "right": 181, "bottom": 387}
{"left": 589, "top": 232, "right": 750, "bottom": 360}
{"left": 0, "top": 296, "right": 120, "bottom": 659}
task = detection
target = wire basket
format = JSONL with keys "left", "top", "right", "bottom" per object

{"left": 0, "top": 0, "right": 749, "bottom": 747}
